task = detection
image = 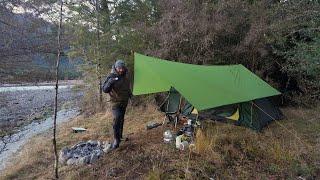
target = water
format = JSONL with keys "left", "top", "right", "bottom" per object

{"left": 0, "top": 108, "right": 80, "bottom": 171}
{"left": 0, "top": 85, "right": 72, "bottom": 93}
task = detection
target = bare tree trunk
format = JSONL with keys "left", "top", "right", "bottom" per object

{"left": 53, "top": 0, "right": 63, "bottom": 179}
{"left": 96, "top": 0, "right": 103, "bottom": 111}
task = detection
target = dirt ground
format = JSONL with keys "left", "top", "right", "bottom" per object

{"left": 1, "top": 104, "right": 319, "bottom": 179}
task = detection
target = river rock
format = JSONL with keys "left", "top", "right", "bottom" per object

{"left": 59, "top": 149, "right": 68, "bottom": 163}
{"left": 87, "top": 140, "right": 98, "bottom": 146}
{"left": 59, "top": 147, "right": 71, "bottom": 164}
{"left": 96, "top": 151, "right": 103, "bottom": 157}
{"left": 102, "top": 141, "right": 112, "bottom": 153}
{"left": 67, "top": 158, "right": 79, "bottom": 165}
{"left": 60, "top": 140, "right": 105, "bottom": 166}
{"left": 73, "top": 141, "right": 86, "bottom": 148}
{"left": 79, "top": 156, "right": 90, "bottom": 165}
{"left": 90, "top": 154, "right": 98, "bottom": 163}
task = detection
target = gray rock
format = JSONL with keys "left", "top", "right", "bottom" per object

{"left": 59, "top": 155, "right": 68, "bottom": 164}
{"left": 146, "top": 122, "right": 162, "bottom": 130}
{"left": 59, "top": 148, "right": 72, "bottom": 164}
{"left": 67, "top": 158, "right": 78, "bottom": 165}
{"left": 78, "top": 156, "right": 90, "bottom": 165}
{"left": 103, "top": 142, "right": 112, "bottom": 153}
{"left": 90, "top": 154, "right": 98, "bottom": 164}
{"left": 96, "top": 151, "right": 103, "bottom": 158}
{"left": 87, "top": 140, "right": 98, "bottom": 146}
{"left": 60, "top": 140, "right": 106, "bottom": 166}
{"left": 60, "top": 147, "right": 69, "bottom": 154}
{"left": 75, "top": 142, "right": 87, "bottom": 148}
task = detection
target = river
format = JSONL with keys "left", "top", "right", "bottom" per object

{"left": 0, "top": 83, "right": 83, "bottom": 171}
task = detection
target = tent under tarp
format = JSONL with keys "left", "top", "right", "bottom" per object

{"left": 133, "top": 53, "right": 283, "bottom": 130}
{"left": 158, "top": 88, "right": 283, "bottom": 131}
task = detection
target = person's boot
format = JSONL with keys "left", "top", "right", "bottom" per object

{"left": 120, "top": 126, "right": 129, "bottom": 141}
{"left": 120, "top": 130, "right": 129, "bottom": 141}
{"left": 112, "top": 139, "right": 120, "bottom": 149}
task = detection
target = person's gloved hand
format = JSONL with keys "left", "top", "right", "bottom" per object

{"left": 109, "top": 77, "right": 119, "bottom": 84}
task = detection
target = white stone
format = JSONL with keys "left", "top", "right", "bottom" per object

{"left": 87, "top": 140, "right": 98, "bottom": 146}
{"left": 67, "top": 158, "right": 78, "bottom": 165}
{"left": 78, "top": 156, "right": 90, "bottom": 165}
{"left": 103, "top": 142, "right": 112, "bottom": 153}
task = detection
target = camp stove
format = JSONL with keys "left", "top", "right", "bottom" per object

{"left": 177, "top": 119, "right": 195, "bottom": 137}
{"left": 184, "top": 124, "right": 194, "bottom": 137}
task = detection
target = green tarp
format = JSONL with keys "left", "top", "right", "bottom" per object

{"left": 133, "top": 53, "right": 280, "bottom": 111}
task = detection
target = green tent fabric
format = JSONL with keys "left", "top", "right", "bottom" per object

{"left": 133, "top": 53, "right": 281, "bottom": 111}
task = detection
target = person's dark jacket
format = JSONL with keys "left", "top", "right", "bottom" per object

{"left": 102, "top": 65, "right": 131, "bottom": 107}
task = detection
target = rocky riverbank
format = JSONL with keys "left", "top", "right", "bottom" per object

{"left": 0, "top": 82, "right": 84, "bottom": 171}
{"left": 0, "top": 84, "right": 83, "bottom": 136}
{"left": 0, "top": 108, "right": 80, "bottom": 171}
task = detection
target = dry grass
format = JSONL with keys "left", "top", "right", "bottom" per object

{"left": 192, "top": 106, "right": 320, "bottom": 179}
{"left": 1, "top": 105, "right": 320, "bottom": 179}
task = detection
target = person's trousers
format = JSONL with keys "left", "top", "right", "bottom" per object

{"left": 112, "top": 104, "right": 127, "bottom": 142}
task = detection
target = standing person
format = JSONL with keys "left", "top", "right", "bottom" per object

{"left": 102, "top": 60, "right": 131, "bottom": 149}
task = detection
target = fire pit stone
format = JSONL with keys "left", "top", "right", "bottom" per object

{"left": 59, "top": 140, "right": 107, "bottom": 165}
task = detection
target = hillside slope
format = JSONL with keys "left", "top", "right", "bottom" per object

{"left": 1, "top": 104, "right": 319, "bottom": 179}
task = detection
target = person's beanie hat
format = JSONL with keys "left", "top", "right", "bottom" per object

{"left": 115, "top": 59, "right": 126, "bottom": 68}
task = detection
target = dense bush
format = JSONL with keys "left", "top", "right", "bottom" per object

{"left": 145, "top": 0, "right": 320, "bottom": 105}
{"left": 69, "top": 0, "right": 319, "bottom": 106}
